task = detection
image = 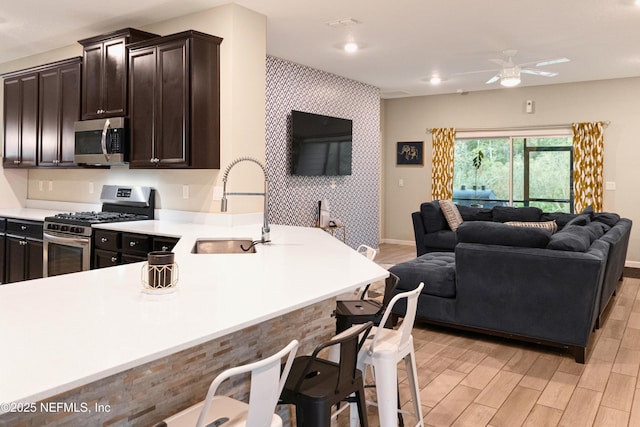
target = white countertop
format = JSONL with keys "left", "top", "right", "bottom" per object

{"left": 0, "top": 207, "right": 64, "bottom": 222}
{"left": 0, "top": 219, "right": 388, "bottom": 410}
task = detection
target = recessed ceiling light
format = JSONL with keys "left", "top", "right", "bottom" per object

{"left": 344, "top": 42, "right": 359, "bottom": 53}
{"left": 430, "top": 76, "right": 442, "bottom": 85}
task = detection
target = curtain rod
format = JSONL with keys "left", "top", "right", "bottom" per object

{"left": 426, "top": 121, "right": 610, "bottom": 134}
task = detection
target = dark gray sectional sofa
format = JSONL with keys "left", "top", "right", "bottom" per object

{"left": 392, "top": 201, "right": 632, "bottom": 362}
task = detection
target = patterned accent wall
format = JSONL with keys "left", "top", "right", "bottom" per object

{"left": 265, "top": 56, "right": 381, "bottom": 248}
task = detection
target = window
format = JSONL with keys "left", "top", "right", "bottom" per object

{"left": 453, "top": 130, "right": 574, "bottom": 213}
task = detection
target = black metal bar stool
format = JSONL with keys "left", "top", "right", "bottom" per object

{"left": 279, "top": 322, "right": 373, "bottom": 427}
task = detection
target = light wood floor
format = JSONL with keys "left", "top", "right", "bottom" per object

{"left": 336, "top": 243, "right": 640, "bottom": 427}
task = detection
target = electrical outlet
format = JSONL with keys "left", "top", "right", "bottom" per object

{"left": 182, "top": 185, "right": 189, "bottom": 199}
{"left": 399, "top": 179, "right": 404, "bottom": 187}
{"left": 606, "top": 181, "right": 616, "bottom": 190}
{"left": 48, "top": 181, "right": 53, "bottom": 191}
{"left": 89, "top": 182, "right": 94, "bottom": 194}
{"left": 38, "top": 181, "right": 43, "bottom": 191}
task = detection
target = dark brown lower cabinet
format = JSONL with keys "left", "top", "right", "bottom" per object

{"left": 0, "top": 233, "right": 5, "bottom": 284}
{"left": 93, "top": 249, "right": 120, "bottom": 269}
{"left": 6, "top": 236, "right": 43, "bottom": 283}
{"left": 4, "top": 219, "right": 43, "bottom": 283}
{"left": 92, "top": 231, "right": 179, "bottom": 269}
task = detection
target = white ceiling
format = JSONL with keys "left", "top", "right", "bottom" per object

{"left": 1, "top": 0, "right": 640, "bottom": 98}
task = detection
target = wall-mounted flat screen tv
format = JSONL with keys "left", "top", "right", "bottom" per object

{"left": 290, "top": 110, "right": 352, "bottom": 176}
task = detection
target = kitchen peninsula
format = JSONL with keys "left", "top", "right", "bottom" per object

{"left": 0, "top": 217, "right": 388, "bottom": 426}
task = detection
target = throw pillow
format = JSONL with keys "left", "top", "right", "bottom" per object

{"left": 439, "top": 200, "right": 463, "bottom": 231}
{"left": 564, "top": 214, "right": 590, "bottom": 227}
{"left": 456, "top": 221, "right": 551, "bottom": 248}
{"left": 505, "top": 220, "right": 558, "bottom": 233}
{"left": 492, "top": 206, "right": 543, "bottom": 222}
{"left": 585, "top": 221, "right": 611, "bottom": 242}
{"left": 546, "top": 225, "right": 592, "bottom": 252}
{"left": 541, "top": 212, "right": 577, "bottom": 229}
{"left": 593, "top": 212, "right": 620, "bottom": 227}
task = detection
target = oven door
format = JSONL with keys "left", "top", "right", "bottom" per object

{"left": 43, "top": 231, "right": 91, "bottom": 278}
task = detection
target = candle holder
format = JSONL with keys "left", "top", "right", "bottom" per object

{"left": 141, "top": 251, "right": 179, "bottom": 294}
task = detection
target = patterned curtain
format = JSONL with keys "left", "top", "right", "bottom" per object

{"left": 431, "top": 128, "right": 456, "bottom": 200}
{"left": 572, "top": 122, "right": 605, "bottom": 212}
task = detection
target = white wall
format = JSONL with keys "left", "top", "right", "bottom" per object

{"left": 383, "top": 77, "right": 640, "bottom": 264}
{"left": 0, "top": 4, "right": 266, "bottom": 214}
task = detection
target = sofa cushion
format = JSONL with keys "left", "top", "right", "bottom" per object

{"left": 546, "top": 225, "right": 592, "bottom": 252}
{"left": 390, "top": 252, "right": 456, "bottom": 298}
{"left": 439, "top": 200, "right": 463, "bottom": 231}
{"left": 505, "top": 220, "right": 558, "bottom": 233}
{"left": 593, "top": 212, "right": 621, "bottom": 227}
{"left": 492, "top": 206, "right": 543, "bottom": 222}
{"left": 420, "top": 201, "right": 449, "bottom": 232}
{"left": 457, "top": 221, "right": 551, "bottom": 248}
{"left": 458, "top": 205, "right": 493, "bottom": 222}
{"left": 425, "top": 230, "right": 458, "bottom": 251}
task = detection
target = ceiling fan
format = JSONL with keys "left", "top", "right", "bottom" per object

{"left": 459, "top": 49, "right": 570, "bottom": 87}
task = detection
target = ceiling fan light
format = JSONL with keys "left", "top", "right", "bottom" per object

{"left": 500, "top": 77, "right": 521, "bottom": 87}
{"left": 500, "top": 67, "right": 521, "bottom": 87}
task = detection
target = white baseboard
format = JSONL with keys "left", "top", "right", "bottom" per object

{"left": 380, "top": 238, "right": 414, "bottom": 246}
{"left": 625, "top": 261, "right": 640, "bottom": 269}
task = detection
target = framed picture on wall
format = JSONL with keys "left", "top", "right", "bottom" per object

{"left": 397, "top": 141, "right": 423, "bottom": 165}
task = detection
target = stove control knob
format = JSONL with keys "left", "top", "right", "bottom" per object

{"left": 60, "top": 225, "right": 69, "bottom": 232}
{"left": 73, "top": 227, "right": 84, "bottom": 234}
{"left": 48, "top": 223, "right": 59, "bottom": 230}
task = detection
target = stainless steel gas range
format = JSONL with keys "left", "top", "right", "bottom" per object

{"left": 43, "top": 185, "right": 155, "bottom": 278}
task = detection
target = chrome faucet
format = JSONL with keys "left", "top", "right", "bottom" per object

{"left": 221, "top": 157, "right": 270, "bottom": 243}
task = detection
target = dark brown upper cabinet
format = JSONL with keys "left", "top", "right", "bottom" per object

{"left": 128, "top": 30, "right": 222, "bottom": 169}
{"left": 38, "top": 59, "right": 82, "bottom": 167}
{"left": 78, "top": 28, "right": 158, "bottom": 120}
{"left": 3, "top": 71, "right": 38, "bottom": 168}
{"left": 2, "top": 57, "right": 81, "bottom": 168}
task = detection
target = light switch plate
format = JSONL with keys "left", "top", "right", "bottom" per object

{"left": 605, "top": 181, "right": 616, "bottom": 190}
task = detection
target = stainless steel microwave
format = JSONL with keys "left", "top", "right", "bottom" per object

{"left": 74, "top": 117, "right": 128, "bottom": 165}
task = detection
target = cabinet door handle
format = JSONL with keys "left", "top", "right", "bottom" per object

{"left": 161, "top": 245, "right": 169, "bottom": 251}
{"left": 13, "top": 160, "right": 20, "bottom": 164}
{"left": 21, "top": 225, "right": 27, "bottom": 231}
{"left": 20, "top": 240, "right": 27, "bottom": 246}
{"left": 111, "top": 256, "right": 118, "bottom": 263}
{"left": 129, "top": 241, "right": 137, "bottom": 247}
{"left": 101, "top": 237, "right": 108, "bottom": 243}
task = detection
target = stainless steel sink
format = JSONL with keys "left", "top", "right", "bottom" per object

{"left": 192, "top": 238, "right": 256, "bottom": 254}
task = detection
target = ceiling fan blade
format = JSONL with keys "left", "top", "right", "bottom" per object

{"left": 485, "top": 74, "right": 500, "bottom": 84}
{"left": 518, "top": 57, "right": 570, "bottom": 67}
{"left": 535, "top": 57, "right": 570, "bottom": 67}
{"left": 451, "top": 68, "right": 498, "bottom": 76}
{"left": 521, "top": 68, "right": 558, "bottom": 77}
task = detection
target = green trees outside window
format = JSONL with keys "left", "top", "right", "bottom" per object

{"left": 453, "top": 135, "right": 573, "bottom": 213}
